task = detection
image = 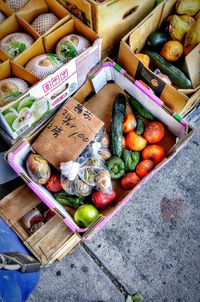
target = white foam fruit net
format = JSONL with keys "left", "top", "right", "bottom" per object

{"left": 31, "top": 13, "right": 59, "bottom": 36}
{"left": 0, "top": 32, "right": 34, "bottom": 49}
{"left": 5, "top": 0, "right": 29, "bottom": 11}
{"left": 0, "top": 78, "right": 29, "bottom": 93}
{"left": 25, "top": 54, "right": 63, "bottom": 80}
{"left": 56, "top": 34, "right": 91, "bottom": 62}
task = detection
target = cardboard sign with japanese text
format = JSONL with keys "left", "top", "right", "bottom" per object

{"left": 32, "top": 98, "right": 104, "bottom": 169}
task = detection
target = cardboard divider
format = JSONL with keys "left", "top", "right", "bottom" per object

{"left": 0, "top": 0, "right": 13, "bottom": 20}
{"left": 17, "top": 0, "right": 71, "bottom": 38}
{"left": 118, "top": 0, "right": 200, "bottom": 99}
{"left": 0, "top": 14, "right": 38, "bottom": 62}
{"left": 0, "top": 60, "right": 38, "bottom": 107}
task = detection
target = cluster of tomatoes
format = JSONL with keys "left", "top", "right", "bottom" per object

{"left": 121, "top": 114, "right": 166, "bottom": 189}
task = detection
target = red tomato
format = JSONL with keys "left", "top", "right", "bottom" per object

{"left": 142, "top": 144, "right": 165, "bottom": 164}
{"left": 92, "top": 190, "right": 117, "bottom": 209}
{"left": 121, "top": 172, "right": 140, "bottom": 190}
{"left": 123, "top": 114, "right": 137, "bottom": 133}
{"left": 45, "top": 173, "right": 62, "bottom": 193}
{"left": 143, "top": 121, "right": 165, "bottom": 144}
{"left": 136, "top": 159, "right": 154, "bottom": 178}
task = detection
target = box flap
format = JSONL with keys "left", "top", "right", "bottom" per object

{"left": 185, "top": 44, "right": 200, "bottom": 89}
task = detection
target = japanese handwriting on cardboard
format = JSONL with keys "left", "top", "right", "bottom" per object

{"left": 32, "top": 98, "right": 104, "bottom": 170}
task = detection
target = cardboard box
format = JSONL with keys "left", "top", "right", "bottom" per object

{"left": 0, "top": 185, "right": 81, "bottom": 264}
{"left": 7, "top": 58, "right": 194, "bottom": 235}
{"left": 118, "top": 0, "right": 200, "bottom": 105}
{"left": 17, "top": 0, "right": 71, "bottom": 37}
{"left": 0, "top": 18, "right": 101, "bottom": 140}
{"left": 57, "top": 0, "right": 155, "bottom": 56}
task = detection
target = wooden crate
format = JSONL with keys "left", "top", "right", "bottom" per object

{"left": 0, "top": 185, "right": 81, "bottom": 265}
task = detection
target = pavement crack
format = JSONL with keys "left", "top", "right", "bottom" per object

{"left": 82, "top": 243, "right": 128, "bottom": 297}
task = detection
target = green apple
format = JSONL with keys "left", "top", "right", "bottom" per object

{"left": 74, "top": 204, "right": 99, "bottom": 227}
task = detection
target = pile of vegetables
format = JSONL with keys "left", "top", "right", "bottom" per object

{"left": 107, "top": 93, "right": 165, "bottom": 190}
{"left": 24, "top": 93, "right": 167, "bottom": 228}
{"left": 25, "top": 130, "right": 117, "bottom": 228}
{"left": 136, "top": 0, "right": 200, "bottom": 89}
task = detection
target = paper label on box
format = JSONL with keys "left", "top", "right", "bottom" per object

{"left": 32, "top": 98, "right": 104, "bottom": 169}
{"left": 135, "top": 61, "right": 165, "bottom": 97}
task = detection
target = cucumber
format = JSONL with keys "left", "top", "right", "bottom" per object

{"left": 143, "top": 49, "right": 192, "bottom": 89}
{"left": 129, "top": 96, "right": 155, "bottom": 120}
{"left": 135, "top": 113, "right": 145, "bottom": 135}
{"left": 110, "top": 93, "right": 126, "bottom": 157}
{"left": 147, "top": 32, "right": 169, "bottom": 48}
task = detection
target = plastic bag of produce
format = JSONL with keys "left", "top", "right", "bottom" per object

{"left": 60, "top": 129, "right": 113, "bottom": 196}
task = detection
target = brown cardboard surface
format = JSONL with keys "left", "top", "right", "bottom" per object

{"left": 96, "top": 0, "right": 155, "bottom": 51}
{"left": 32, "top": 98, "right": 104, "bottom": 169}
{"left": 185, "top": 44, "right": 200, "bottom": 89}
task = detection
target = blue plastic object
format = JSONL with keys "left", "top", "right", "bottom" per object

{"left": 0, "top": 218, "right": 40, "bottom": 302}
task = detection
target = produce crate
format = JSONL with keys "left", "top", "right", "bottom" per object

{"left": 57, "top": 0, "right": 155, "bottom": 56}
{"left": 16, "top": 0, "right": 70, "bottom": 38}
{"left": 0, "top": 17, "right": 102, "bottom": 140}
{"left": 118, "top": 0, "right": 200, "bottom": 103}
{"left": 7, "top": 58, "right": 194, "bottom": 236}
{"left": 0, "top": 185, "right": 81, "bottom": 265}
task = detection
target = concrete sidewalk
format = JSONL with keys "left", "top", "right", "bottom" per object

{"left": 26, "top": 120, "right": 200, "bottom": 302}
{"left": 1, "top": 120, "right": 200, "bottom": 302}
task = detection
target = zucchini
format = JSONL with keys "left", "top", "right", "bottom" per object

{"left": 143, "top": 49, "right": 192, "bottom": 89}
{"left": 110, "top": 93, "right": 126, "bottom": 157}
{"left": 129, "top": 96, "right": 155, "bottom": 120}
{"left": 147, "top": 32, "right": 169, "bottom": 48}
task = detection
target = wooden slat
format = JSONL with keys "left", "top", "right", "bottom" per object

{"left": 0, "top": 185, "right": 41, "bottom": 226}
{"left": 26, "top": 215, "right": 74, "bottom": 261}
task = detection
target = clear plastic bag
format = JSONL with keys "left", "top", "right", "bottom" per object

{"left": 60, "top": 128, "right": 113, "bottom": 196}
